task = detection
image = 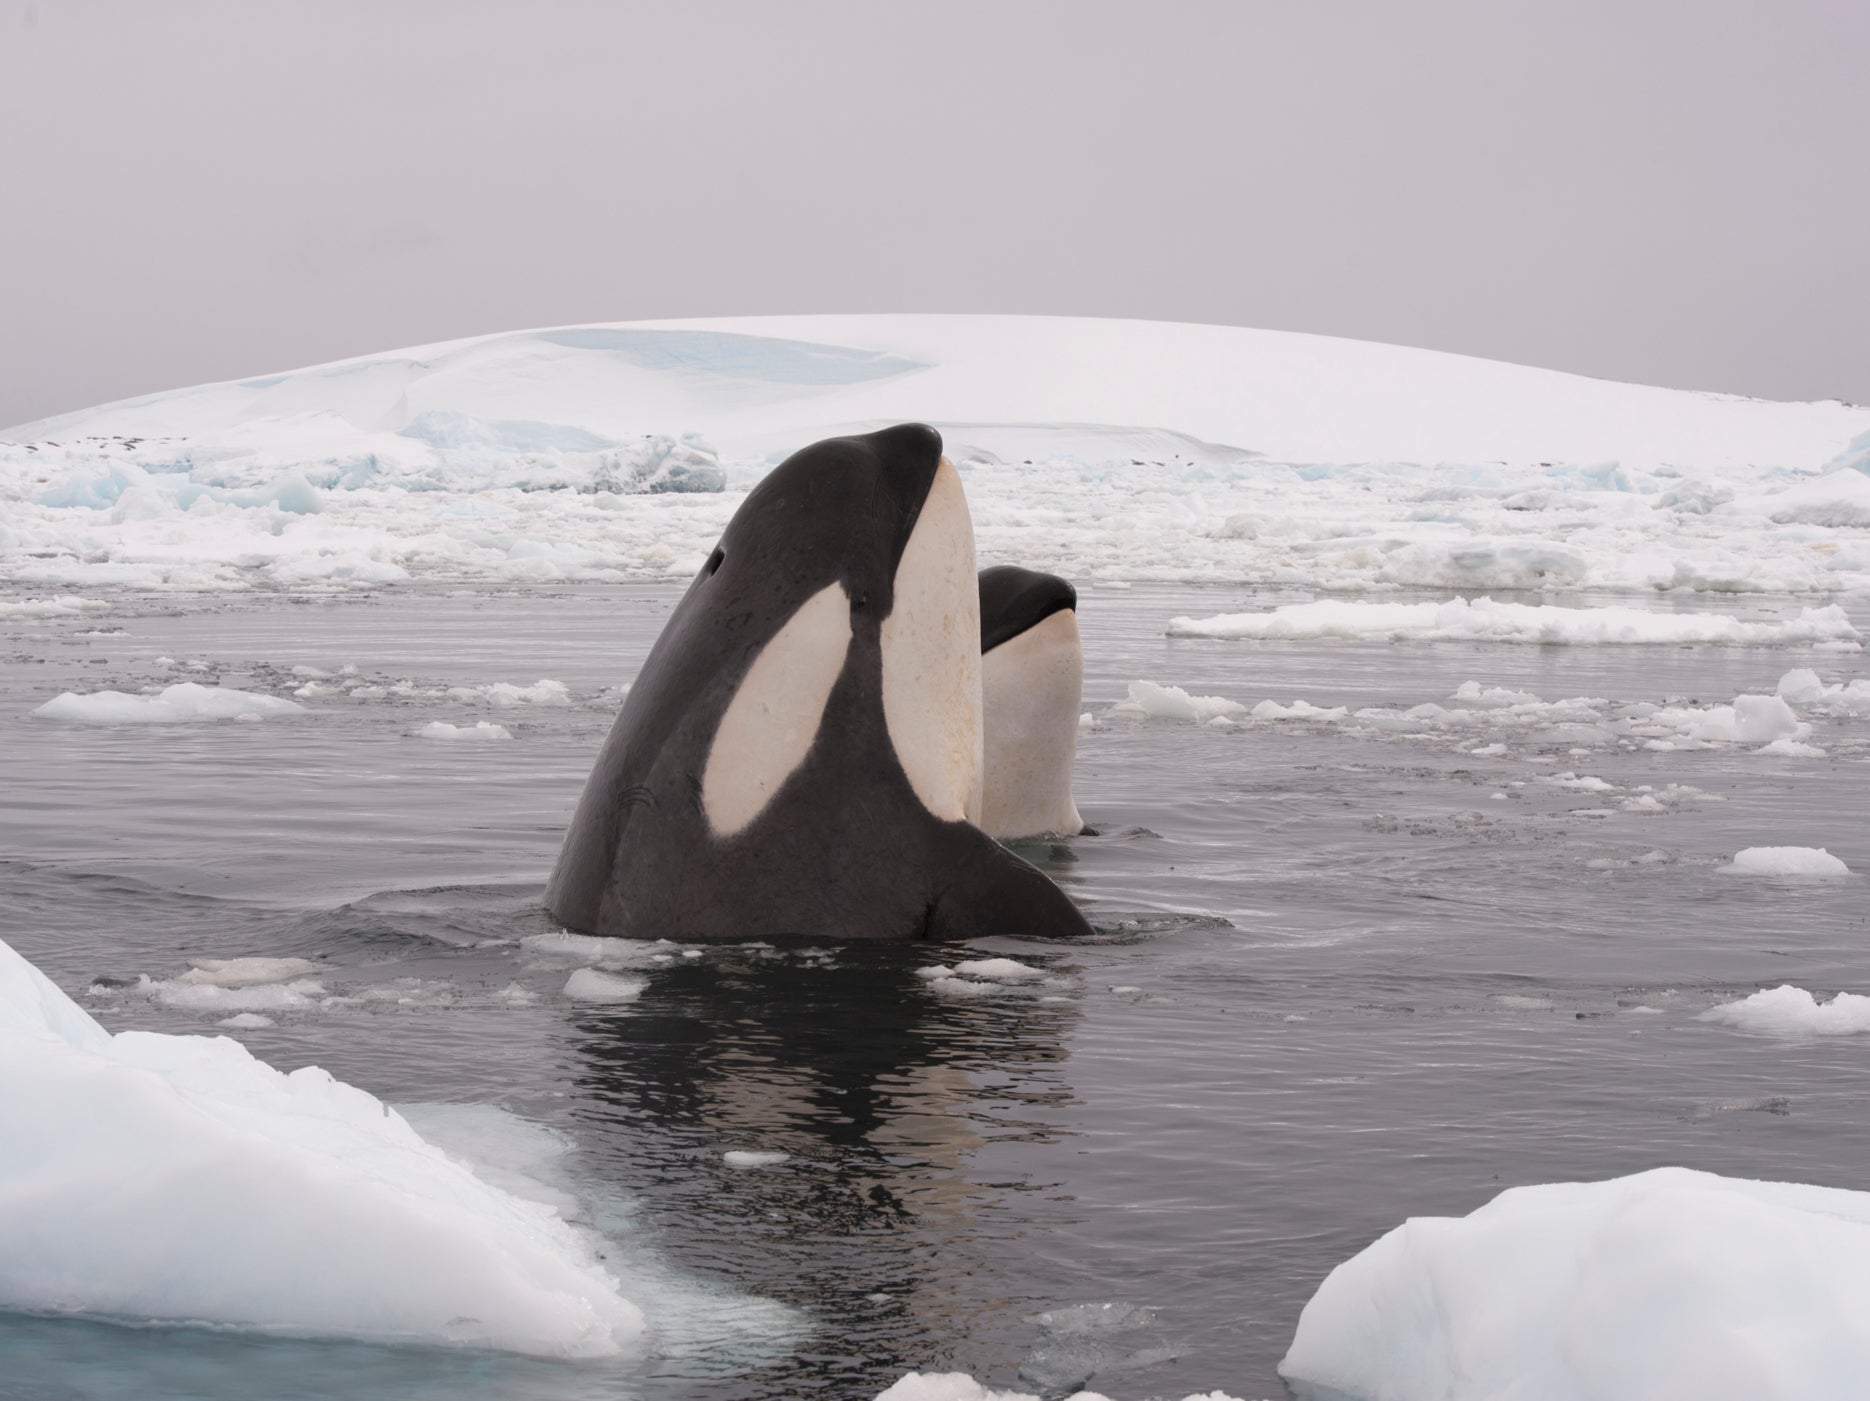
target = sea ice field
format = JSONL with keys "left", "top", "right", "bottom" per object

{"left": 4, "top": 577, "right": 1869, "bottom": 1400}
{"left": 4, "top": 317, "right": 1870, "bottom": 1400}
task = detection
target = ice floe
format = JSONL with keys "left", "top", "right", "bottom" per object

{"left": 1111, "top": 681, "right": 1246, "bottom": 723}
{"left": 1280, "top": 1167, "right": 1870, "bottom": 1401}
{"left": 0, "top": 595, "right": 110, "bottom": 619}
{"left": 0, "top": 935, "right": 643, "bottom": 1356}
{"left": 1702, "top": 986, "right": 1870, "bottom": 1037}
{"left": 722, "top": 1150, "right": 791, "bottom": 1169}
{"left": 916, "top": 958, "right": 1057, "bottom": 999}
{"left": 1166, "top": 597, "right": 1861, "bottom": 648}
{"left": 562, "top": 968, "right": 648, "bottom": 1004}
{"left": 31, "top": 682, "right": 306, "bottom": 724}
{"left": 1105, "top": 672, "right": 1846, "bottom": 765}
{"left": 416, "top": 720, "right": 513, "bottom": 741}
{"left": 1724, "top": 847, "right": 1852, "bottom": 878}
{"left": 875, "top": 1375, "right": 1243, "bottom": 1401}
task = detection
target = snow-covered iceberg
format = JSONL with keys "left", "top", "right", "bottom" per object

{"left": 5, "top": 315, "right": 1869, "bottom": 596}
{"left": 1279, "top": 1167, "right": 1870, "bottom": 1401}
{"left": 0, "top": 936, "right": 643, "bottom": 1357}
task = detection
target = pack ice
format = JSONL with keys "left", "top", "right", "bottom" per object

{"left": 4, "top": 315, "right": 1868, "bottom": 596}
{"left": 0, "top": 936, "right": 643, "bottom": 1357}
{"left": 1279, "top": 1167, "right": 1870, "bottom": 1401}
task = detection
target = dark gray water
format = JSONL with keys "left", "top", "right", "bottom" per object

{"left": 3, "top": 582, "right": 1868, "bottom": 1401}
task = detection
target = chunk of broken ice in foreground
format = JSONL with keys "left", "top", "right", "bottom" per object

{"left": 0, "top": 935, "right": 642, "bottom": 1357}
{"left": 1280, "top": 1166, "right": 1870, "bottom": 1401}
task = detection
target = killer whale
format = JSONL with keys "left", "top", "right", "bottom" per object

{"left": 545, "top": 424, "right": 1093, "bottom": 942}
{"left": 977, "top": 565, "right": 1087, "bottom": 840}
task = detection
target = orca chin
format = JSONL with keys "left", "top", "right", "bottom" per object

{"left": 545, "top": 424, "right": 1093, "bottom": 943}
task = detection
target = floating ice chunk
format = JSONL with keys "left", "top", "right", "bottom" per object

{"left": 1251, "top": 698, "right": 1349, "bottom": 721}
{"left": 446, "top": 678, "right": 573, "bottom": 707}
{"left": 562, "top": 968, "right": 648, "bottom": 1004}
{"left": 1725, "top": 847, "right": 1851, "bottom": 878}
{"left": 138, "top": 975, "right": 327, "bottom": 1013}
{"left": 32, "top": 682, "right": 305, "bottom": 724}
{"left": 1115, "top": 680, "right": 1246, "bottom": 723}
{"left": 218, "top": 1012, "right": 276, "bottom": 1029}
{"left": 521, "top": 930, "right": 668, "bottom": 968}
{"left": 1776, "top": 668, "right": 1828, "bottom": 704}
{"left": 952, "top": 958, "right": 1046, "bottom": 982}
{"left": 1775, "top": 668, "right": 1870, "bottom": 710}
{"left": 1452, "top": 680, "right": 1542, "bottom": 708}
{"left": 0, "top": 596, "right": 110, "bottom": 620}
{"left": 1546, "top": 772, "right": 1615, "bottom": 792}
{"left": 417, "top": 720, "right": 513, "bottom": 741}
{"left": 1167, "top": 597, "right": 1862, "bottom": 647}
{"left": 1077, "top": 712, "right": 1097, "bottom": 731}
{"left": 179, "top": 957, "right": 321, "bottom": 988}
{"left": 1280, "top": 1166, "right": 1870, "bottom": 1401}
{"left": 923, "top": 976, "right": 998, "bottom": 999}
{"left": 1757, "top": 738, "right": 1826, "bottom": 758}
{"left": 873, "top": 1374, "right": 1244, "bottom": 1401}
{"left": 1702, "top": 985, "right": 1870, "bottom": 1037}
{"left": 0, "top": 935, "right": 643, "bottom": 1356}
{"left": 722, "top": 1150, "right": 790, "bottom": 1168}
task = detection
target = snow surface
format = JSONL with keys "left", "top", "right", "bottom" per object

{"left": 31, "top": 682, "right": 306, "bottom": 724}
{"left": 1725, "top": 847, "right": 1852, "bottom": 878}
{"left": 5, "top": 315, "right": 1868, "bottom": 597}
{"left": 1702, "top": 986, "right": 1870, "bottom": 1037}
{"left": 0, "top": 936, "right": 643, "bottom": 1356}
{"left": 1279, "top": 1166, "right": 1870, "bottom": 1401}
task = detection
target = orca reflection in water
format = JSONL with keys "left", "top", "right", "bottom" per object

{"left": 546, "top": 424, "right": 1093, "bottom": 942}
{"left": 977, "top": 565, "right": 1087, "bottom": 840}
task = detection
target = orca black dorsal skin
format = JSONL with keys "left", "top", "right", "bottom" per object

{"left": 545, "top": 424, "right": 1093, "bottom": 942}
{"left": 978, "top": 564, "right": 1077, "bottom": 655}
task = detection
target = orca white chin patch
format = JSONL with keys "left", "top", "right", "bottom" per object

{"left": 981, "top": 607, "right": 1085, "bottom": 838}
{"left": 880, "top": 457, "right": 984, "bottom": 824}
{"left": 702, "top": 581, "right": 852, "bottom": 838}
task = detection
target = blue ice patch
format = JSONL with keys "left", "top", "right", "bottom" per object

{"left": 534, "top": 328, "right": 928, "bottom": 385}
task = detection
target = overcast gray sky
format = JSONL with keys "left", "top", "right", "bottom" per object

{"left": 2, "top": 0, "right": 1865, "bottom": 429}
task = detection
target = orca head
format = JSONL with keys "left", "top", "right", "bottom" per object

{"left": 978, "top": 564, "right": 1078, "bottom": 655}
{"left": 699, "top": 422, "right": 949, "bottom": 623}
{"left": 689, "top": 424, "right": 984, "bottom": 836}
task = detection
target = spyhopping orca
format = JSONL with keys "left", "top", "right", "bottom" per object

{"left": 977, "top": 565, "right": 1087, "bottom": 839}
{"left": 545, "top": 424, "right": 1093, "bottom": 942}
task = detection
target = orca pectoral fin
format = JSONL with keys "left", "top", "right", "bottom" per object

{"left": 929, "top": 826, "right": 1095, "bottom": 941}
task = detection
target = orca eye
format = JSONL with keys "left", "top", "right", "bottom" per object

{"left": 704, "top": 548, "right": 724, "bottom": 577}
